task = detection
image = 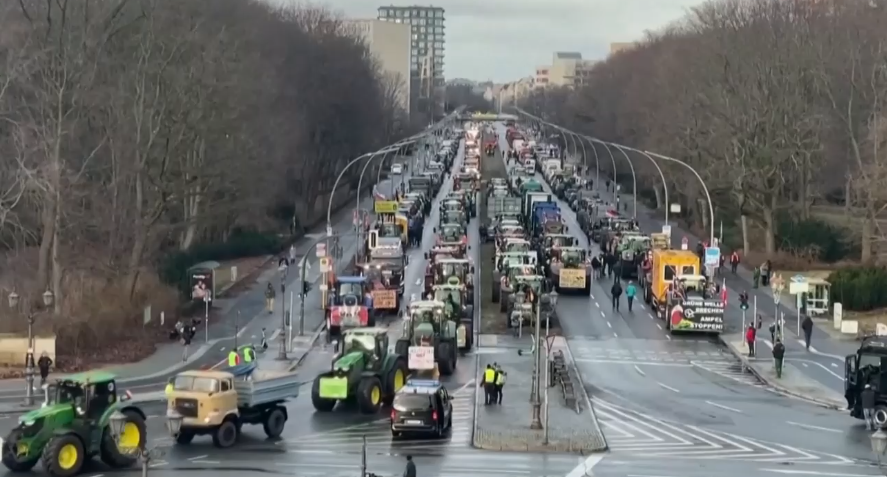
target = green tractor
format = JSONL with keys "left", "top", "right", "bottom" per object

{"left": 1, "top": 371, "right": 147, "bottom": 477}
{"left": 395, "top": 300, "right": 458, "bottom": 376}
{"left": 311, "top": 328, "right": 409, "bottom": 414}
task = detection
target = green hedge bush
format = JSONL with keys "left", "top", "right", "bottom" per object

{"left": 828, "top": 266, "right": 887, "bottom": 312}
{"left": 159, "top": 229, "right": 283, "bottom": 296}
{"left": 777, "top": 216, "right": 858, "bottom": 263}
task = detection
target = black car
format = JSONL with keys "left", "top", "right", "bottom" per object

{"left": 390, "top": 379, "right": 453, "bottom": 438}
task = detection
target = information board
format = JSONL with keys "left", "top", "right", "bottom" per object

{"left": 408, "top": 346, "right": 435, "bottom": 370}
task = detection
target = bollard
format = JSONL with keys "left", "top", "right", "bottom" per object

{"left": 231, "top": 266, "right": 238, "bottom": 283}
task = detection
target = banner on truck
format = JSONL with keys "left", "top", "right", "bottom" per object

{"left": 558, "top": 269, "right": 586, "bottom": 289}
{"left": 409, "top": 346, "right": 435, "bottom": 370}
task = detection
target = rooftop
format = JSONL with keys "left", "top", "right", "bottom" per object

{"left": 555, "top": 52, "right": 582, "bottom": 60}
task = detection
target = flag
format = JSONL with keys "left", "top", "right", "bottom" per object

{"left": 721, "top": 279, "right": 728, "bottom": 306}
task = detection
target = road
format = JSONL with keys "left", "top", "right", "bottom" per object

{"left": 493, "top": 123, "right": 883, "bottom": 477}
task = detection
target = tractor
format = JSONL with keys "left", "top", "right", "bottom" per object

{"left": 1, "top": 372, "right": 147, "bottom": 477}
{"left": 430, "top": 278, "right": 474, "bottom": 352}
{"left": 434, "top": 223, "right": 468, "bottom": 255}
{"left": 426, "top": 258, "right": 474, "bottom": 302}
{"left": 326, "top": 276, "right": 373, "bottom": 339}
{"left": 311, "top": 328, "right": 408, "bottom": 414}
{"left": 395, "top": 300, "right": 458, "bottom": 376}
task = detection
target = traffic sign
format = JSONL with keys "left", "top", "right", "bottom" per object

{"left": 316, "top": 243, "right": 326, "bottom": 258}
{"left": 789, "top": 274, "right": 809, "bottom": 294}
{"left": 662, "top": 225, "right": 672, "bottom": 236}
{"left": 681, "top": 236, "right": 689, "bottom": 250}
{"left": 319, "top": 257, "right": 330, "bottom": 273}
{"left": 704, "top": 247, "right": 720, "bottom": 267}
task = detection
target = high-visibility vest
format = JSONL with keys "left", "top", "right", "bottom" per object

{"left": 495, "top": 372, "right": 506, "bottom": 386}
{"left": 243, "top": 348, "right": 253, "bottom": 363}
{"left": 165, "top": 383, "right": 173, "bottom": 396}
{"left": 484, "top": 368, "right": 495, "bottom": 384}
{"left": 227, "top": 351, "right": 239, "bottom": 366}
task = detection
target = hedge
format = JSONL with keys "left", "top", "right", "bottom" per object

{"left": 777, "top": 216, "right": 858, "bottom": 263}
{"left": 828, "top": 266, "right": 887, "bottom": 312}
{"left": 159, "top": 229, "right": 283, "bottom": 296}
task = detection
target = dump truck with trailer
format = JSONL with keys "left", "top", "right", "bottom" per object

{"left": 166, "top": 369, "right": 301, "bottom": 448}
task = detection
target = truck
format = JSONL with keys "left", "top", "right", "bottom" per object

{"left": 522, "top": 192, "right": 552, "bottom": 219}
{"left": 1, "top": 372, "right": 147, "bottom": 477}
{"left": 641, "top": 249, "right": 700, "bottom": 319}
{"left": 166, "top": 369, "right": 300, "bottom": 448}
{"left": 846, "top": 337, "right": 887, "bottom": 427}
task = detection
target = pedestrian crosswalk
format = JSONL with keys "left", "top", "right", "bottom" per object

{"left": 567, "top": 337, "right": 732, "bottom": 363}
{"left": 281, "top": 390, "right": 474, "bottom": 451}
{"left": 593, "top": 397, "right": 857, "bottom": 463}
{"left": 691, "top": 360, "right": 766, "bottom": 387}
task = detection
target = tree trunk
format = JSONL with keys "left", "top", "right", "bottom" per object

{"left": 799, "top": 158, "right": 809, "bottom": 220}
{"left": 50, "top": 188, "right": 62, "bottom": 316}
{"left": 125, "top": 175, "right": 146, "bottom": 301}
{"left": 762, "top": 206, "right": 776, "bottom": 255}
{"left": 862, "top": 215, "right": 873, "bottom": 263}
{"left": 741, "top": 214, "right": 750, "bottom": 255}
{"left": 36, "top": 203, "right": 54, "bottom": 292}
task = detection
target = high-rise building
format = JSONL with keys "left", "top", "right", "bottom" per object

{"left": 377, "top": 5, "right": 445, "bottom": 121}
{"left": 342, "top": 19, "right": 411, "bottom": 113}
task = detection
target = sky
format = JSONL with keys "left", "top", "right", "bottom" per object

{"left": 264, "top": 0, "right": 707, "bottom": 83}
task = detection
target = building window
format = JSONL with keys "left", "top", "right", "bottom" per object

{"left": 435, "top": 19, "right": 443, "bottom": 25}
{"left": 420, "top": 10, "right": 426, "bottom": 17}
{"left": 412, "top": 33, "right": 418, "bottom": 40}
{"left": 435, "top": 27, "right": 443, "bottom": 34}
{"left": 419, "top": 18, "right": 426, "bottom": 25}
{"left": 435, "top": 10, "right": 443, "bottom": 17}
{"left": 395, "top": 19, "right": 402, "bottom": 23}
{"left": 412, "top": 9, "right": 418, "bottom": 16}
{"left": 397, "top": 10, "right": 404, "bottom": 17}
{"left": 420, "top": 26, "right": 426, "bottom": 32}
{"left": 434, "top": 41, "right": 443, "bottom": 49}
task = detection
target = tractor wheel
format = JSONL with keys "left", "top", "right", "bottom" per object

{"left": 437, "top": 342, "right": 455, "bottom": 376}
{"left": 385, "top": 358, "right": 409, "bottom": 404}
{"left": 1, "top": 430, "right": 39, "bottom": 472}
{"left": 100, "top": 409, "right": 146, "bottom": 468}
{"left": 357, "top": 377, "right": 384, "bottom": 414}
{"left": 311, "top": 377, "right": 336, "bottom": 412}
{"left": 212, "top": 419, "right": 239, "bottom": 448}
{"left": 263, "top": 407, "right": 287, "bottom": 438}
{"left": 41, "top": 434, "right": 84, "bottom": 477}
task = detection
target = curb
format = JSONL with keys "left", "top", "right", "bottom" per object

{"left": 717, "top": 335, "right": 843, "bottom": 410}
{"left": 288, "top": 322, "right": 326, "bottom": 372}
{"left": 561, "top": 337, "right": 609, "bottom": 451}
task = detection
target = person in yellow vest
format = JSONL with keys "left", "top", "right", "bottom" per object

{"left": 243, "top": 346, "right": 254, "bottom": 363}
{"left": 227, "top": 349, "right": 240, "bottom": 367}
{"left": 482, "top": 364, "right": 497, "bottom": 405}
{"left": 495, "top": 365, "right": 507, "bottom": 405}
{"left": 165, "top": 377, "right": 174, "bottom": 397}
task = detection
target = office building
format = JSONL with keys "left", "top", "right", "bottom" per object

{"left": 342, "top": 19, "right": 411, "bottom": 113}
{"left": 377, "top": 5, "right": 445, "bottom": 120}
{"left": 536, "top": 53, "right": 597, "bottom": 88}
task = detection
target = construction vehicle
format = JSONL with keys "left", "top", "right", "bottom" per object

{"left": 166, "top": 369, "right": 300, "bottom": 448}
{"left": 311, "top": 328, "right": 409, "bottom": 414}
{"left": 395, "top": 300, "right": 458, "bottom": 376}
{"left": 327, "top": 276, "right": 374, "bottom": 338}
{"left": 1, "top": 371, "right": 147, "bottom": 477}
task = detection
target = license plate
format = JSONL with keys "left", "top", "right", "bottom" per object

{"left": 405, "top": 420, "right": 423, "bottom": 425}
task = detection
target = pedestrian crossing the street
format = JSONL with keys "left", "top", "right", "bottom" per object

{"left": 281, "top": 390, "right": 474, "bottom": 451}
{"left": 593, "top": 397, "right": 857, "bottom": 464}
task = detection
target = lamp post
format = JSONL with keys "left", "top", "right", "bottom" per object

{"left": 611, "top": 143, "right": 670, "bottom": 225}
{"left": 111, "top": 411, "right": 181, "bottom": 477}
{"left": 278, "top": 265, "right": 288, "bottom": 360}
{"left": 642, "top": 150, "right": 716, "bottom": 245}
{"left": 872, "top": 429, "right": 887, "bottom": 471}
{"left": 8, "top": 290, "right": 54, "bottom": 406}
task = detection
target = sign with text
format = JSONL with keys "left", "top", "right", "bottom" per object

{"left": 669, "top": 298, "right": 724, "bottom": 333}
{"left": 408, "top": 346, "right": 435, "bottom": 370}
{"left": 374, "top": 200, "right": 398, "bottom": 214}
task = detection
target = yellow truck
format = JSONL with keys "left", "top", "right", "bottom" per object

{"left": 641, "top": 249, "right": 700, "bottom": 319}
{"left": 166, "top": 369, "right": 301, "bottom": 448}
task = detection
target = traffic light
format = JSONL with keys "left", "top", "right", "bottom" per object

{"left": 302, "top": 281, "right": 311, "bottom": 295}
{"left": 739, "top": 292, "right": 749, "bottom": 311}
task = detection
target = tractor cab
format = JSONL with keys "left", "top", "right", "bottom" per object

{"left": 846, "top": 338, "right": 887, "bottom": 426}
{"left": 440, "top": 208, "right": 467, "bottom": 227}
{"left": 435, "top": 223, "right": 468, "bottom": 253}
{"left": 328, "top": 277, "right": 373, "bottom": 337}
{"left": 440, "top": 198, "right": 464, "bottom": 214}
{"left": 543, "top": 233, "right": 578, "bottom": 250}
{"left": 497, "top": 237, "right": 531, "bottom": 255}
{"left": 431, "top": 281, "right": 467, "bottom": 322}
{"left": 550, "top": 247, "right": 588, "bottom": 268}
{"left": 2, "top": 371, "right": 147, "bottom": 476}
{"left": 402, "top": 300, "right": 448, "bottom": 347}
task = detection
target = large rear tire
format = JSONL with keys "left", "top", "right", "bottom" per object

{"left": 437, "top": 342, "right": 455, "bottom": 376}
{"left": 263, "top": 407, "right": 287, "bottom": 438}
{"left": 100, "top": 409, "right": 145, "bottom": 468}
{"left": 357, "top": 377, "right": 383, "bottom": 415}
{"left": 42, "top": 434, "right": 84, "bottom": 477}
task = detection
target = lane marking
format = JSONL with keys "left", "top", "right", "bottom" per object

{"left": 607, "top": 321, "right": 612, "bottom": 328}
{"left": 666, "top": 335, "right": 671, "bottom": 341}
{"left": 633, "top": 365, "right": 646, "bottom": 376}
{"left": 613, "top": 332, "right": 618, "bottom": 338}
{"left": 705, "top": 401, "right": 742, "bottom": 413}
{"left": 648, "top": 313, "right": 654, "bottom": 320}
{"left": 656, "top": 324, "right": 662, "bottom": 330}
{"left": 590, "top": 294, "right": 595, "bottom": 299}
{"left": 188, "top": 455, "right": 209, "bottom": 461}
{"left": 576, "top": 358, "right": 693, "bottom": 367}
{"left": 453, "top": 379, "right": 476, "bottom": 395}
{"left": 759, "top": 470, "right": 874, "bottom": 476}
{"left": 270, "top": 329, "right": 281, "bottom": 341}
{"left": 831, "top": 363, "right": 838, "bottom": 368}
{"left": 658, "top": 382, "right": 680, "bottom": 393}
{"left": 190, "top": 460, "right": 221, "bottom": 464}
{"left": 801, "top": 362, "right": 808, "bottom": 367}
{"left": 566, "top": 454, "right": 604, "bottom": 477}
{"left": 595, "top": 302, "right": 600, "bottom": 308}
{"left": 785, "top": 421, "right": 843, "bottom": 434}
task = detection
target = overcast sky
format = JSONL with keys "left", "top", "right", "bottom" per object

{"left": 263, "top": 0, "right": 705, "bottom": 83}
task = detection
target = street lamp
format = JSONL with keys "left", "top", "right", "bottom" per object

{"left": 8, "top": 289, "right": 54, "bottom": 406}
{"left": 110, "top": 411, "right": 179, "bottom": 477}
{"left": 872, "top": 429, "right": 887, "bottom": 469}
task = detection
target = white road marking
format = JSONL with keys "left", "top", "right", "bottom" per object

{"left": 190, "top": 460, "right": 221, "bottom": 465}
{"left": 666, "top": 335, "right": 671, "bottom": 340}
{"left": 595, "top": 302, "right": 600, "bottom": 308}
{"left": 831, "top": 363, "right": 838, "bottom": 368}
{"left": 613, "top": 332, "right": 619, "bottom": 338}
{"left": 658, "top": 382, "right": 680, "bottom": 393}
{"left": 576, "top": 358, "right": 693, "bottom": 367}
{"left": 590, "top": 293, "right": 595, "bottom": 299}
{"left": 790, "top": 359, "right": 845, "bottom": 380}
{"left": 415, "top": 278, "right": 422, "bottom": 285}
{"left": 648, "top": 313, "right": 654, "bottom": 320}
{"left": 705, "top": 401, "right": 742, "bottom": 413}
{"left": 656, "top": 324, "right": 662, "bottom": 330}
{"left": 188, "top": 455, "right": 209, "bottom": 461}
{"left": 801, "top": 362, "right": 808, "bottom": 367}
{"left": 453, "top": 379, "right": 476, "bottom": 395}
{"left": 759, "top": 470, "right": 874, "bottom": 476}
{"left": 802, "top": 343, "right": 844, "bottom": 361}
{"left": 634, "top": 365, "right": 646, "bottom": 376}
{"left": 566, "top": 454, "right": 604, "bottom": 477}
{"left": 785, "top": 421, "right": 843, "bottom": 434}
{"left": 607, "top": 321, "right": 612, "bottom": 328}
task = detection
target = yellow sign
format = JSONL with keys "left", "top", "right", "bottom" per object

{"left": 559, "top": 269, "right": 587, "bottom": 289}
{"left": 372, "top": 290, "right": 397, "bottom": 309}
{"left": 374, "top": 201, "right": 398, "bottom": 214}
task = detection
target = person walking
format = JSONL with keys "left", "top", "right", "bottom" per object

{"left": 495, "top": 365, "right": 507, "bottom": 404}
{"left": 482, "top": 364, "right": 496, "bottom": 405}
{"left": 37, "top": 352, "right": 52, "bottom": 386}
{"left": 611, "top": 280, "right": 623, "bottom": 311}
{"left": 590, "top": 255, "right": 601, "bottom": 280}
{"left": 181, "top": 324, "right": 193, "bottom": 362}
{"left": 863, "top": 384, "right": 877, "bottom": 430}
{"left": 746, "top": 324, "right": 757, "bottom": 357}
{"left": 802, "top": 315, "right": 814, "bottom": 350}
{"left": 265, "top": 283, "right": 276, "bottom": 314}
{"left": 753, "top": 266, "right": 761, "bottom": 289}
{"left": 730, "top": 251, "right": 740, "bottom": 274}
{"left": 625, "top": 281, "right": 637, "bottom": 312}
{"left": 403, "top": 455, "right": 417, "bottom": 477}
{"left": 769, "top": 321, "right": 777, "bottom": 344}
{"left": 772, "top": 338, "right": 785, "bottom": 378}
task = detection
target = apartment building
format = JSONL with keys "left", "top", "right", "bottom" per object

{"left": 377, "top": 5, "right": 445, "bottom": 120}
{"left": 342, "top": 19, "right": 412, "bottom": 113}
{"left": 535, "top": 53, "right": 597, "bottom": 88}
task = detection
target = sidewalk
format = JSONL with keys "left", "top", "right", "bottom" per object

{"left": 472, "top": 334, "right": 607, "bottom": 453}
{"left": 0, "top": 166, "right": 411, "bottom": 398}
{"left": 721, "top": 333, "right": 845, "bottom": 410}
